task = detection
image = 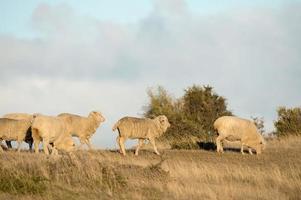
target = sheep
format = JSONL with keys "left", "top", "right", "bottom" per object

{"left": 31, "top": 114, "right": 74, "bottom": 155}
{"left": 213, "top": 116, "right": 266, "bottom": 155}
{"left": 112, "top": 115, "right": 171, "bottom": 156}
{"left": 48, "top": 132, "right": 76, "bottom": 156}
{"left": 57, "top": 111, "right": 105, "bottom": 149}
{"left": 3, "top": 113, "right": 34, "bottom": 150}
{"left": 0, "top": 118, "right": 32, "bottom": 152}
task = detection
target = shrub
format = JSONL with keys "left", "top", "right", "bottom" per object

{"left": 183, "top": 85, "right": 232, "bottom": 137}
{"left": 274, "top": 107, "right": 301, "bottom": 137}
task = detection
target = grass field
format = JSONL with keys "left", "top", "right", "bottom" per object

{"left": 0, "top": 136, "right": 301, "bottom": 200}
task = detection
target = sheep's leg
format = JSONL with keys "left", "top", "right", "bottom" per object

{"left": 34, "top": 140, "right": 40, "bottom": 153}
{"left": 43, "top": 139, "right": 50, "bottom": 155}
{"left": 216, "top": 135, "right": 224, "bottom": 153}
{"left": 0, "top": 140, "right": 3, "bottom": 152}
{"left": 149, "top": 138, "right": 160, "bottom": 155}
{"left": 85, "top": 138, "right": 93, "bottom": 150}
{"left": 116, "top": 136, "right": 122, "bottom": 154}
{"left": 240, "top": 143, "right": 245, "bottom": 155}
{"left": 119, "top": 137, "right": 126, "bottom": 156}
{"left": 32, "top": 128, "right": 40, "bottom": 154}
{"left": 135, "top": 139, "right": 144, "bottom": 156}
{"left": 79, "top": 137, "right": 86, "bottom": 149}
{"left": 5, "top": 141, "right": 12, "bottom": 149}
{"left": 28, "top": 141, "right": 33, "bottom": 151}
{"left": 248, "top": 148, "right": 253, "bottom": 155}
{"left": 16, "top": 141, "right": 22, "bottom": 152}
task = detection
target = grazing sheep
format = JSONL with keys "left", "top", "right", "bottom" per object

{"left": 57, "top": 111, "right": 105, "bottom": 149}
{"left": 0, "top": 118, "right": 32, "bottom": 152}
{"left": 31, "top": 115, "right": 74, "bottom": 155}
{"left": 112, "top": 115, "right": 171, "bottom": 156}
{"left": 213, "top": 116, "right": 266, "bottom": 155}
{"left": 3, "top": 113, "right": 34, "bottom": 150}
{"left": 49, "top": 133, "right": 75, "bottom": 156}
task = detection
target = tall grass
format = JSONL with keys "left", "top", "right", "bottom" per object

{"left": 1, "top": 136, "right": 301, "bottom": 199}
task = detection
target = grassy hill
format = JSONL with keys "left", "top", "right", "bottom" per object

{"left": 1, "top": 136, "right": 301, "bottom": 200}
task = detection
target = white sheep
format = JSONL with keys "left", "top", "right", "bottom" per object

{"left": 0, "top": 118, "right": 32, "bottom": 152}
{"left": 213, "top": 116, "right": 266, "bottom": 155}
{"left": 3, "top": 113, "right": 34, "bottom": 150}
{"left": 57, "top": 111, "right": 105, "bottom": 149}
{"left": 112, "top": 115, "right": 170, "bottom": 156}
{"left": 31, "top": 114, "right": 75, "bottom": 155}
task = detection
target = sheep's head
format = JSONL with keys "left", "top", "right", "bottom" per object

{"left": 253, "top": 136, "right": 266, "bottom": 155}
{"left": 156, "top": 115, "right": 171, "bottom": 133}
{"left": 258, "top": 136, "right": 266, "bottom": 153}
{"left": 55, "top": 136, "right": 75, "bottom": 153}
{"left": 90, "top": 111, "right": 105, "bottom": 123}
{"left": 255, "top": 145, "right": 263, "bottom": 154}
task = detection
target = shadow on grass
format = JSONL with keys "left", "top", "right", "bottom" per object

{"left": 197, "top": 141, "right": 216, "bottom": 151}
{"left": 197, "top": 142, "right": 249, "bottom": 154}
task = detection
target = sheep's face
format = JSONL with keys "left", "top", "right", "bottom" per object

{"left": 157, "top": 115, "right": 171, "bottom": 132}
{"left": 260, "top": 137, "right": 266, "bottom": 150}
{"left": 256, "top": 135, "right": 266, "bottom": 153}
{"left": 56, "top": 137, "right": 75, "bottom": 152}
{"left": 255, "top": 141, "right": 265, "bottom": 154}
{"left": 90, "top": 111, "right": 105, "bottom": 122}
{"left": 255, "top": 145, "right": 262, "bottom": 154}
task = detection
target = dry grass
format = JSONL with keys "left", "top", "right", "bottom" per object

{"left": 1, "top": 136, "right": 301, "bottom": 200}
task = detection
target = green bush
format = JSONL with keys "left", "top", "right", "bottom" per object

{"left": 274, "top": 107, "right": 301, "bottom": 137}
{"left": 144, "top": 85, "right": 232, "bottom": 149}
{"left": 183, "top": 85, "right": 232, "bottom": 136}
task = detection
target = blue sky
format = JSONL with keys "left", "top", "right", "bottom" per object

{"left": 0, "top": 0, "right": 293, "bottom": 38}
{"left": 0, "top": 0, "right": 301, "bottom": 149}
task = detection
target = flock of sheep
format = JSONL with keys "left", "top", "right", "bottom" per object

{"left": 0, "top": 112, "right": 266, "bottom": 156}
{"left": 0, "top": 112, "right": 105, "bottom": 155}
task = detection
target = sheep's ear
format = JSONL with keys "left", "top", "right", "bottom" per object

{"left": 94, "top": 111, "right": 102, "bottom": 116}
{"left": 91, "top": 111, "right": 99, "bottom": 116}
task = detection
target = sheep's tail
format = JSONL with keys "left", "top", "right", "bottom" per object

{"left": 112, "top": 120, "right": 120, "bottom": 132}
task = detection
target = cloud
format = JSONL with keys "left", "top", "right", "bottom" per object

{"left": 0, "top": 1, "right": 301, "bottom": 147}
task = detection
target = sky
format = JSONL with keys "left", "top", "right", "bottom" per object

{"left": 0, "top": 0, "right": 301, "bottom": 149}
